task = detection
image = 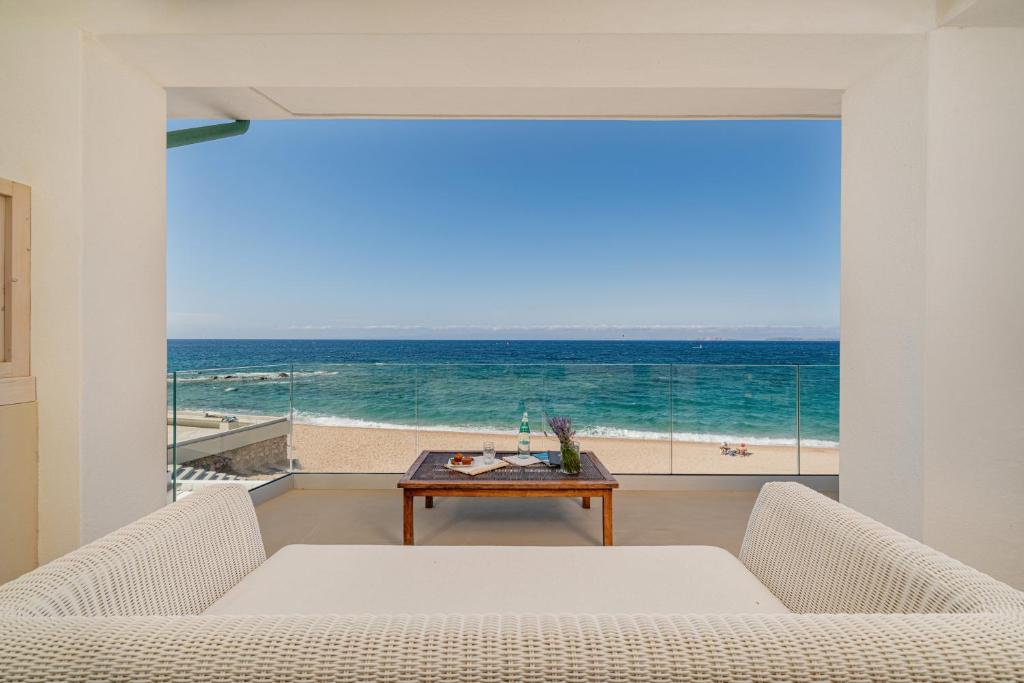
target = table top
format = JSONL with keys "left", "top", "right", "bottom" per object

{"left": 398, "top": 450, "right": 618, "bottom": 490}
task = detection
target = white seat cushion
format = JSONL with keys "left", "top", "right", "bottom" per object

{"left": 205, "top": 545, "right": 790, "bottom": 615}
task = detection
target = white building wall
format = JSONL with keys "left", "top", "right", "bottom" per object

{"left": 840, "top": 39, "right": 929, "bottom": 539}
{"left": 0, "top": 17, "right": 85, "bottom": 562}
{"left": 79, "top": 35, "right": 167, "bottom": 545}
{"left": 841, "top": 28, "right": 1024, "bottom": 587}
{"left": 0, "top": 16, "right": 167, "bottom": 561}
{"left": 921, "top": 27, "right": 1024, "bottom": 587}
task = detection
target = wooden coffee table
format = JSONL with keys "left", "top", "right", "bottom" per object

{"left": 398, "top": 450, "right": 619, "bottom": 546}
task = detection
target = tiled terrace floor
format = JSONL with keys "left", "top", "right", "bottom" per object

{"left": 255, "top": 488, "right": 838, "bottom": 557}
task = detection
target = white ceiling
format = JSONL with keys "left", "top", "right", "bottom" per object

{"left": 168, "top": 87, "right": 843, "bottom": 120}
{"left": 103, "top": 32, "right": 907, "bottom": 119}
{"left": 74, "top": 0, "right": 1021, "bottom": 119}
{"left": 73, "top": 0, "right": 939, "bottom": 36}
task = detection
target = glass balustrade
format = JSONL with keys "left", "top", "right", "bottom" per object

{"left": 796, "top": 364, "right": 840, "bottom": 475}
{"left": 168, "top": 362, "right": 839, "bottom": 488}
{"left": 167, "top": 364, "right": 294, "bottom": 501}
{"left": 289, "top": 363, "right": 417, "bottom": 473}
{"left": 672, "top": 365, "right": 799, "bottom": 474}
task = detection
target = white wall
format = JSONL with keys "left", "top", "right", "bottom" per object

{"left": 841, "top": 28, "right": 1024, "bottom": 587}
{"left": 79, "top": 35, "right": 167, "bottom": 544}
{"left": 921, "top": 27, "right": 1024, "bottom": 587}
{"left": 840, "top": 39, "right": 929, "bottom": 538}
{"left": 0, "top": 15, "right": 167, "bottom": 561}
{"left": 0, "top": 16, "right": 85, "bottom": 562}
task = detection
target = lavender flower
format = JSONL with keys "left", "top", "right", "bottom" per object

{"left": 546, "top": 415, "right": 576, "bottom": 445}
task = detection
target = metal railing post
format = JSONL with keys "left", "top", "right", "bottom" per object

{"left": 171, "top": 371, "right": 177, "bottom": 502}
{"left": 795, "top": 365, "right": 802, "bottom": 474}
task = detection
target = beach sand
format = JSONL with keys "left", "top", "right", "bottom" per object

{"left": 292, "top": 423, "right": 838, "bottom": 476}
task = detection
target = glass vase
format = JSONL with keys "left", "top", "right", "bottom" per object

{"left": 560, "top": 441, "right": 582, "bottom": 475}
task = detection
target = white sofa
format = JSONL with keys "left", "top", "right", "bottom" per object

{"left": 1, "top": 483, "right": 1022, "bottom": 682}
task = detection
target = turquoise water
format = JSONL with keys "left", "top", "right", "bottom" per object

{"left": 169, "top": 340, "right": 839, "bottom": 447}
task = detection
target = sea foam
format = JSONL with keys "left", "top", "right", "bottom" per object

{"left": 291, "top": 412, "right": 838, "bottom": 448}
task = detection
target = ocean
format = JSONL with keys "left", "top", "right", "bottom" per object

{"left": 168, "top": 339, "right": 839, "bottom": 448}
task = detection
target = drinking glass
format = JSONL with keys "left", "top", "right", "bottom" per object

{"left": 482, "top": 441, "right": 496, "bottom": 464}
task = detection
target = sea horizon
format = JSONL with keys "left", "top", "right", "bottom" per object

{"left": 168, "top": 337, "right": 840, "bottom": 343}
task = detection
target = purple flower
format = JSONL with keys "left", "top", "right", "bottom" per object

{"left": 546, "top": 415, "right": 576, "bottom": 444}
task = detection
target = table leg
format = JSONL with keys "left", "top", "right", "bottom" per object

{"left": 425, "top": 496, "right": 434, "bottom": 509}
{"left": 582, "top": 497, "right": 591, "bottom": 509}
{"left": 403, "top": 492, "right": 414, "bottom": 545}
{"left": 602, "top": 492, "right": 613, "bottom": 546}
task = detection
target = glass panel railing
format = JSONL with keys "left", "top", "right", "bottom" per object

{"left": 289, "top": 363, "right": 417, "bottom": 473}
{"left": 540, "top": 364, "right": 672, "bottom": 474}
{"left": 407, "top": 364, "right": 674, "bottom": 474}
{"left": 797, "top": 365, "right": 840, "bottom": 475}
{"left": 169, "top": 362, "right": 839, "bottom": 479}
{"left": 671, "top": 365, "right": 799, "bottom": 474}
{"left": 168, "top": 364, "right": 293, "bottom": 501}
{"left": 414, "top": 364, "right": 544, "bottom": 459}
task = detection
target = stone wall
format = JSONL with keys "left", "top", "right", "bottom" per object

{"left": 189, "top": 435, "right": 289, "bottom": 477}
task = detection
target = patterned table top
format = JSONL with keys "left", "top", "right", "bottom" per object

{"left": 399, "top": 450, "right": 617, "bottom": 488}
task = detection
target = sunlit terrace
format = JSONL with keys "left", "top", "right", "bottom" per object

{"left": 2, "top": 1, "right": 1023, "bottom": 681}
{"left": 168, "top": 361, "right": 840, "bottom": 552}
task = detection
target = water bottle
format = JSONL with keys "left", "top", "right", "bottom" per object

{"left": 517, "top": 408, "right": 531, "bottom": 459}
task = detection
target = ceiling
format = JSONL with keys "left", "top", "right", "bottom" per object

{"left": 67, "top": 0, "right": 1021, "bottom": 119}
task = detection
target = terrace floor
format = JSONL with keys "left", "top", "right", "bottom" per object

{"left": 255, "top": 487, "right": 839, "bottom": 557}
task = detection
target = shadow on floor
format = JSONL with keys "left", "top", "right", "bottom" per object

{"left": 255, "top": 489, "right": 838, "bottom": 557}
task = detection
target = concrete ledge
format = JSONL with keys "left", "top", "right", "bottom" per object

{"left": 170, "top": 417, "right": 290, "bottom": 462}
{"left": 249, "top": 474, "right": 295, "bottom": 506}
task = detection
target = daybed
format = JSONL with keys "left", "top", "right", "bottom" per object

{"left": 1, "top": 483, "right": 1021, "bottom": 681}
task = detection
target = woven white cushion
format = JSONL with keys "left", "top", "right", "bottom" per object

{"left": 740, "top": 483, "right": 1024, "bottom": 614}
{"left": 205, "top": 544, "right": 790, "bottom": 615}
{"left": 0, "top": 485, "right": 265, "bottom": 618}
{"left": 3, "top": 484, "right": 1023, "bottom": 681}
{"left": 4, "top": 613, "right": 1022, "bottom": 682}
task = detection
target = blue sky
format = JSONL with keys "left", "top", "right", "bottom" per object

{"left": 167, "top": 119, "right": 839, "bottom": 340}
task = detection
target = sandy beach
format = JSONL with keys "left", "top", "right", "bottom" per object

{"left": 292, "top": 423, "right": 838, "bottom": 475}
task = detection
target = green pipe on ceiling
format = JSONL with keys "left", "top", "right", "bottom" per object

{"left": 167, "top": 120, "right": 250, "bottom": 149}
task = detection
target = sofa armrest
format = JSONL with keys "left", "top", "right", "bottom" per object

{"left": 1, "top": 613, "right": 1021, "bottom": 682}
{"left": 0, "top": 486, "right": 265, "bottom": 617}
{"left": 739, "top": 483, "right": 1024, "bottom": 614}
